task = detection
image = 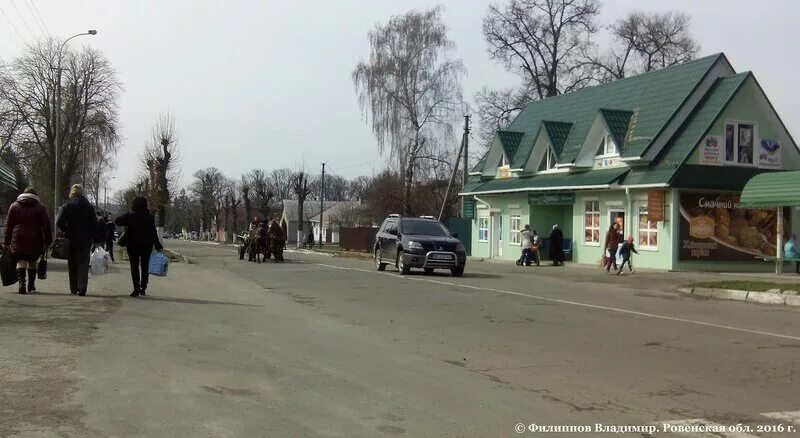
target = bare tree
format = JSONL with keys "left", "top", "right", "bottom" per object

{"left": 143, "top": 112, "right": 180, "bottom": 229}
{"left": 347, "top": 176, "right": 371, "bottom": 201}
{"left": 268, "top": 168, "right": 294, "bottom": 201}
{"left": 291, "top": 169, "right": 312, "bottom": 244}
{"left": 248, "top": 169, "right": 274, "bottom": 218}
{"left": 0, "top": 39, "right": 122, "bottom": 213}
{"left": 353, "top": 6, "right": 464, "bottom": 215}
{"left": 477, "top": 0, "right": 600, "bottom": 143}
{"left": 589, "top": 10, "right": 699, "bottom": 81}
{"left": 190, "top": 167, "right": 226, "bottom": 234}
{"left": 240, "top": 174, "right": 253, "bottom": 224}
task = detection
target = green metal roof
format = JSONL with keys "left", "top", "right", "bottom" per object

{"left": 542, "top": 121, "right": 573, "bottom": 156}
{"left": 740, "top": 170, "right": 800, "bottom": 207}
{"left": 506, "top": 54, "right": 723, "bottom": 165}
{"left": 670, "top": 165, "right": 769, "bottom": 191}
{"left": 514, "top": 125, "right": 541, "bottom": 170}
{"left": 459, "top": 168, "right": 629, "bottom": 196}
{"left": 599, "top": 109, "right": 633, "bottom": 152}
{"left": 623, "top": 73, "right": 749, "bottom": 186}
{"left": 498, "top": 131, "right": 525, "bottom": 163}
{"left": 471, "top": 151, "right": 488, "bottom": 173}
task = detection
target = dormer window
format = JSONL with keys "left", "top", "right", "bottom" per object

{"left": 538, "top": 148, "right": 557, "bottom": 171}
{"left": 596, "top": 135, "right": 618, "bottom": 157}
{"left": 499, "top": 154, "right": 509, "bottom": 167}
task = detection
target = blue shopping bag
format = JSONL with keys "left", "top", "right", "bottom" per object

{"left": 148, "top": 251, "right": 169, "bottom": 277}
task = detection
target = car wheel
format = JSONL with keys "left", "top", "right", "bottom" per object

{"left": 397, "top": 251, "right": 410, "bottom": 275}
{"left": 451, "top": 265, "right": 465, "bottom": 277}
{"left": 424, "top": 268, "right": 434, "bottom": 275}
{"left": 375, "top": 248, "right": 386, "bottom": 271}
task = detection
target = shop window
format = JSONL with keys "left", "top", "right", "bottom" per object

{"left": 509, "top": 214, "right": 522, "bottom": 244}
{"left": 596, "top": 135, "right": 617, "bottom": 157}
{"left": 583, "top": 201, "right": 600, "bottom": 244}
{"left": 724, "top": 121, "right": 756, "bottom": 165}
{"left": 478, "top": 215, "right": 489, "bottom": 242}
{"left": 638, "top": 205, "right": 658, "bottom": 249}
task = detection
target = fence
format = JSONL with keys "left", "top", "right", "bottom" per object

{"left": 339, "top": 227, "right": 378, "bottom": 252}
{"left": 445, "top": 217, "right": 472, "bottom": 256}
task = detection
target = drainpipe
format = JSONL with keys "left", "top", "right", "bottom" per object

{"left": 474, "top": 196, "right": 492, "bottom": 257}
{"left": 624, "top": 187, "right": 632, "bottom": 240}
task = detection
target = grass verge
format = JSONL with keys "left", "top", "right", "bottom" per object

{"left": 689, "top": 280, "right": 800, "bottom": 292}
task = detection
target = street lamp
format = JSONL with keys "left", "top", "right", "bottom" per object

{"left": 104, "top": 176, "right": 116, "bottom": 213}
{"left": 54, "top": 30, "right": 97, "bottom": 226}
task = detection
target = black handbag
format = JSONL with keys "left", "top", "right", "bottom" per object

{"left": 51, "top": 237, "right": 71, "bottom": 260}
{"left": 0, "top": 248, "right": 17, "bottom": 286}
{"left": 38, "top": 251, "right": 48, "bottom": 280}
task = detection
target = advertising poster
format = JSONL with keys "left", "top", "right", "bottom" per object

{"left": 679, "top": 192, "right": 786, "bottom": 261}
{"left": 758, "top": 139, "right": 781, "bottom": 169}
{"left": 699, "top": 135, "right": 722, "bottom": 165}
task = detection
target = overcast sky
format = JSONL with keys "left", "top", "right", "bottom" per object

{"left": 0, "top": 0, "right": 798, "bottom": 195}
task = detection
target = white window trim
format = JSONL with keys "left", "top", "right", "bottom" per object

{"left": 509, "top": 213, "right": 522, "bottom": 245}
{"left": 583, "top": 199, "right": 601, "bottom": 246}
{"left": 477, "top": 214, "right": 490, "bottom": 242}
{"left": 595, "top": 135, "right": 619, "bottom": 158}
{"left": 723, "top": 119, "right": 758, "bottom": 167}
{"left": 637, "top": 204, "right": 659, "bottom": 251}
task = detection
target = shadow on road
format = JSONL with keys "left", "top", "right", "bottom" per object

{"left": 137, "top": 296, "right": 263, "bottom": 307}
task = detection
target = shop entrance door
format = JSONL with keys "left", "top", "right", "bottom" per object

{"left": 609, "top": 208, "right": 625, "bottom": 238}
{"left": 491, "top": 212, "right": 503, "bottom": 258}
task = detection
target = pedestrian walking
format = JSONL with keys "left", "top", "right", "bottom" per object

{"left": 114, "top": 196, "right": 163, "bottom": 297}
{"left": 57, "top": 184, "right": 96, "bottom": 296}
{"left": 604, "top": 223, "right": 621, "bottom": 273}
{"left": 519, "top": 225, "right": 533, "bottom": 266}
{"left": 531, "top": 229, "right": 542, "bottom": 266}
{"left": 785, "top": 233, "right": 799, "bottom": 274}
{"left": 616, "top": 236, "right": 639, "bottom": 275}
{"left": 549, "top": 224, "right": 565, "bottom": 266}
{"left": 94, "top": 211, "right": 107, "bottom": 251}
{"left": 105, "top": 214, "right": 117, "bottom": 263}
{"left": 3, "top": 187, "right": 52, "bottom": 294}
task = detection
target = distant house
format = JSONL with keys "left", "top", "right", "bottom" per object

{"left": 309, "top": 201, "right": 367, "bottom": 244}
{"left": 280, "top": 199, "right": 340, "bottom": 244}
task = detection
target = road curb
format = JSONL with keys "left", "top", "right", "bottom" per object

{"left": 678, "top": 287, "right": 800, "bottom": 307}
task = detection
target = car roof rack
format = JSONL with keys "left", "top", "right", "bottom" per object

{"left": 388, "top": 213, "right": 400, "bottom": 218}
{"left": 419, "top": 215, "right": 436, "bottom": 220}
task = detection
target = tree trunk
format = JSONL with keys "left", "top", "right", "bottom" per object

{"left": 402, "top": 155, "right": 414, "bottom": 216}
{"left": 158, "top": 206, "right": 167, "bottom": 228}
{"left": 244, "top": 198, "right": 252, "bottom": 224}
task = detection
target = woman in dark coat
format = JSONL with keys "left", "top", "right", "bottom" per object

{"left": 57, "top": 184, "right": 96, "bottom": 296}
{"left": 115, "top": 196, "right": 163, "bottom": 297}
{"left": 549, "top": 224, "right": 565, "bottom": 266}
{"left": 604, "top": 222, "right": 621, "bottom": 272}
{"left": 4, "top": 187, "right": 52, "bottom": 294}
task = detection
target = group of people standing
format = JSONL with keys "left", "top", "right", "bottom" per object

{"left": 518, "top": 224, "right": 566, "bottom": 267}
{"left": 3, "top": 184, "right": 162, "bottom": 296}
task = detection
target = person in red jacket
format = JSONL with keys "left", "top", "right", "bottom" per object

{"left": 3, "top": 187, "right": 52, "bottom": 294}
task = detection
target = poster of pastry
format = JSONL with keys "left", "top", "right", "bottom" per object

{"left": 679, "top": 192, "right": 788, "bottom": 261}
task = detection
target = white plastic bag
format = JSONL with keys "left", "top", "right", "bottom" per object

{"left": 90, "top": 248, "right": 110, "bottom": 276}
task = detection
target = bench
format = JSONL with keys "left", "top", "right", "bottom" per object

{"left": 756, "top": 256, "right": 800, "bottom": 274}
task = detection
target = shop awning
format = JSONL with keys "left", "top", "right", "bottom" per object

{"left": 739, "top": 170, "right": 800, "bottom": 207}
{"left": 458, "top": 168, "right": 629, "bottom": 196}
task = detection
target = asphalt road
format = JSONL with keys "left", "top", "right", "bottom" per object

{"left": 3, "top": 240, "right": 799, "bottom": 437}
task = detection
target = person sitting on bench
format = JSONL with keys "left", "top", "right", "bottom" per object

{"left": 785, "top": 233, "right": 799, "bottom": 274}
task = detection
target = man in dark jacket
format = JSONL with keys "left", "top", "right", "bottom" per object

{"left": 57, "top": 184, "right": 96, "bottom": 296}
{"left": 105, "top": 215, "right": 116, "bottom": 262}
{"left": 94, "top": 211, "right": 107, "bottom": 251}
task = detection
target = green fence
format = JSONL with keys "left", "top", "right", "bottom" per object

{"left": 445, "top": 217, "right": 472, "bottom": 256}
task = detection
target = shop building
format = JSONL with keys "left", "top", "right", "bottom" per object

{"left": 460, "top": 53, "right": 800, "bottom": 271}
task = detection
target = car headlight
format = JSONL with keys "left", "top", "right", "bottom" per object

{"left": 455, "top": 243, "right": 465, "bottom": 252}
{"left": 407, "top": 241, "right": 424, "bottom": 250}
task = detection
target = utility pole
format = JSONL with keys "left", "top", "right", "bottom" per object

{"left": 460, "top": 114, "right": 470, "bottom": 217}
{"left": 319, "top": 162, "right": 325, "bottom": 246}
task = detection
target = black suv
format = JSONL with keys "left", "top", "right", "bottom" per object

{"left": 374, "top": 215, "right": 466, "bottom": 276}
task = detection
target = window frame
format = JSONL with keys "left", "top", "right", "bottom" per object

{"left": 583, "top": 200, "right": 601, "bottom": 246}
{"left": 637, "top": 204, "right": 659, "bottom": 251}
{"left": 595, "top": 135, "right": 619, "bottom": 158}
{"left": 723, "top": 120, "right": 758, "bottom": 166}
{"left": 477, "top": 214, "right": 489, "bottom": 242}
{"left": 509, "top": 214, "right": 522, "bottom": 245}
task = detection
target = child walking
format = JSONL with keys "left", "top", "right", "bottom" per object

{"left": 616, "top": 235, "right": 639, "bottom": 275}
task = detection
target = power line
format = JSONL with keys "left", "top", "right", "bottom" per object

{"left": 0, "top": 7, "right": 25, "bottom": 43}
{"left": 24, "top": 0, "right": 48, "bottom": 34}
{"left": 9, "top": 0, "right": 35, "bottom": 37}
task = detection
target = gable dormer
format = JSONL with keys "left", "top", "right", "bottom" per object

{"left": 523, "top": 121, "right": 573, "bottom": 173}
{"left": 482, "top": 130, "right": 525, "bottom": 178}
{"left": 575, "top": 109, "right": 632, "bottom": 168}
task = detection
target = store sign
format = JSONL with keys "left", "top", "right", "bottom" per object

{"left": 597, "top": 157, "right": 620, "bottom": 168}
{"left": 462, "top": 198, "right": 475, "bottom": 219}
{"left": 528, "top": 192, "right": 575, "bottom": 205}
{"left": 758, "top": 139, "right": 781, "bottom": 169}
{"left": 699, "top": 135, "right": 722, "bottom": 165}
{"left": 647, "top": 190, "right": 666, "bottom": 222}
{"left": 678, "top": 192, "right": 782, "bottom": 261}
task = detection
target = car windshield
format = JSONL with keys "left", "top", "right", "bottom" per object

{"left": 401, "top": 220, "right": 449, "bottom": 236}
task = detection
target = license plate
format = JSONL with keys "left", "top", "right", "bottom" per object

{"left": 430, "top": 254, "right": 453, "bottom": 260}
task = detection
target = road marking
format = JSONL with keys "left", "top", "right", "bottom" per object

{"left": 657, "top": 419, "right": 759, "bottom": 437}
{"left": 762, "top": 410, "right": 800, "bottom": 425}
{"left": 313, "top": 263, "right": 800, "bottom": 342}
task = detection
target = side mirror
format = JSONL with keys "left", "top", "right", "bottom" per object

{"left": 451, "top": 232, "right": 459, "bottom": 238}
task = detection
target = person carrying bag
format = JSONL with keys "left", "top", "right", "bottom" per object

{"left": 114, "top": 196, "right": 163, "bottom": 297}
{"left": 3, "top": 187, "right": 52, "bottom": 294}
